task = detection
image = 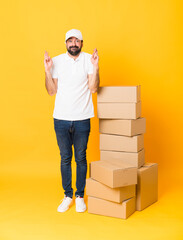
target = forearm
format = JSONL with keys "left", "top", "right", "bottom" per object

{"left": 45, "top": 70, "right": 57, "bottom": 96}
{"left": 90, "top": 66, "right": 100, "bottom": 93}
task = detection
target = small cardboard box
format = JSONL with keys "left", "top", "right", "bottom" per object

{"left": 136, "top": 163, "right": 158, "bottom": 211}
{"left": 97, "top": 86, "right": 141, "bottom": 103}
{"left": 86, "top": 178, "right": 136, "bottom": 203}
{"left": 100, "top": 149, "right": 145, "bottom": 168}
{"left": 97, "top": 102, "right": 141, "bottom": 119}
{"left": 90, "top": 160, "right": 137, "bottom": 188}
{"left": 100, "top": 133, "right": 144, "bottom": 153}
{"left": 99, "top": 118, "right": 146, "bottom": 136}
{"left": 88, "top": 196, "right": 136, "bottom": 219}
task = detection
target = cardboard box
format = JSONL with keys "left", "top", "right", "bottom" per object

{"left": 100, "top": 133, "right": 144, "bottom": 153}
{"left": 88, "top": 196, "right": 136, "bottom": 219}
{"left": 97, "top": 86, "right": 141, "bottom": 103}
{"left": 86, "top": 178, "right": 136, "bottom": 203}
{"left": 97, "top": 102, "right": 141, "bottom": 119}
{"left": 136, "top": 163, "right": 158, "bottom": 211}
{"left": 99, "top": 118, "right": 146, "bottom": 136}
{"left": 100, "top": 149, "right": 145, "bottom": 168}
{"left": 90, "top": 160, "right": 137, "bottom": 188}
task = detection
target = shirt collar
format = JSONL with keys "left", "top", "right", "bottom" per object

{"left": 65, "top": 51, "right": 83, "bottom": 62}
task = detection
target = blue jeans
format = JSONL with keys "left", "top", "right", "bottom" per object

{"left": 54, "top": 118, "right": 90, "bottom": 198}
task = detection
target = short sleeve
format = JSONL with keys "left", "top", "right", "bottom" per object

{"left": 50, "top": 57, "right": 58, "bottom": 78}
{"left": 87, "top": 54, "right": 94, "bottom": 75}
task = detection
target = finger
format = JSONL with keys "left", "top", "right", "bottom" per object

{"left": 46, "top": 55, "right": 51, "bottom": 61}
{"left": 44, "top": 55, "right": 49, "bottom": 60}
{"left": 94, "top": 52, "right": 98, "bottom": 58}
{"left": 94, "top": 51, "right": 98, "bottom": 58}
{"left": 45, "top": 55, "right": 49, "bottom": 60}
{"left": 94, "top": 55, "right": 99, "bottom": 60}
{"left": 91, "top": 52, "right": 95, "bottom": 59}
{"left": 93, "top": 49, "right": 96, "bottom": 54}
{"left": 95, "top": 52, "right": 98, "bottom": 56}
{"left": 45, "top": 51, "right": 49, "bottom": 58}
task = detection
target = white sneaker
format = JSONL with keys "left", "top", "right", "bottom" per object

{"left": 57, "top": 195, "right": 73, "bottom": 212}
{"left": 75, "top": 196, "right": 86, "bottom": 212}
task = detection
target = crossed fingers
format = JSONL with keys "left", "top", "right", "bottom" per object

{"left": 92, "top": 48, "right": 99, "bottom": 60}
{"left": 44, "top": 51, "right": 51, "bottom": 62}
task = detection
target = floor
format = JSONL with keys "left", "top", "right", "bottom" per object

{"left": 1, "top": 150, "right": 183, "bottom": 240}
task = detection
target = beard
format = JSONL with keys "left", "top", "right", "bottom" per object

{"left": 67, "top": 46, "right": 82, "bottom": 56}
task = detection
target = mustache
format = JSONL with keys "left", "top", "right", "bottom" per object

{"left": 69, "top": 46, "right": 79, "bottom": 49}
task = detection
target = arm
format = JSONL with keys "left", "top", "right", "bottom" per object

{"left": 44, "top": 51, "right": 58, "bottom": 96}
{"left": 88, "top": 65, "right": 100, "bottom": 93}
{"left": 88, "top": 48, "right": 100, "bottom": 94}
{"left": 45, "top": 71, "right": 58, "bottom": 96}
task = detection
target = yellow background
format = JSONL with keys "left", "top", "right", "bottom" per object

{"left": 1, "top": 0, "right": 183, "bottom": 239}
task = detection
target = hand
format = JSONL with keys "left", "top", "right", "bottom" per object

{"left": 44, "top": 51, "right": 53, "bottom": 72}
{"left": 91, "top": 48, "right": 99, "bottom": 67}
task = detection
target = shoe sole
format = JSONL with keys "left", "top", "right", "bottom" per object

{"left": 76, "top": 207, "right": 86, "bottom": 213}
{"left": 57, "top": 201, "right": 73, "bottom": 212}
{"left": 57, "top": 207, "right": 69, "bottom": 213}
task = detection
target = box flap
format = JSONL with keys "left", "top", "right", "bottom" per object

{"left": 139, "top": 163, "right": 157, "bottom": 172}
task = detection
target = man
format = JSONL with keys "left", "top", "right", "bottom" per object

{"left": 44, "top": 29, "right": 99, "bottom": 213}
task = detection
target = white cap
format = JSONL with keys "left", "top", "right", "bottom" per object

{"left": 65, "top": 29, "right": 83, "bottom": 42}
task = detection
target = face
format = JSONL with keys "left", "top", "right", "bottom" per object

{"left": 66, "top": 37, "right": 83, "bottom": 56}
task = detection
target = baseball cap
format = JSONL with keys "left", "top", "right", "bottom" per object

{"left": 65, "top": 29, "right": 83, "bottom": 42}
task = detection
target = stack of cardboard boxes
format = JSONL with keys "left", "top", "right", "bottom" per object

{"left": 86, "top": 86, "right": 158, "bottom": 219}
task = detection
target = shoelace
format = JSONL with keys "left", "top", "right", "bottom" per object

{"left": 76, "top": 197, "right": 85, "bottom": 205}
{"left": 59, "top": 197, "right": 66, "bottom": 204}
{"left": 59, "top": 196, "right": 71, "bottom": 204}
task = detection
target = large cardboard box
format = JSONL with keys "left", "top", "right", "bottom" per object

{"left": 97, "top": 102, "right": 141, "bottom": 119}
{"left": 88, "top": 196, "right": 136, "bottom": 219}
{"left": 100, "top": 133, "right": 144, "bottom": 153}
{"left": 90, "top": 160, "right": 137, "bottom": 188}
{"left": 97, "top": 86, "right": 141, "bottom": 103}
{"left": 99, "top": 118, "right": 146, "bottom": 136}
{"left": 100, "top": 149, "right": 145, "bottom": 168}
{"left": 86, "top": 178, "right": 136, "bottom": 203}
{"left": 136, "top": 163, "right": 158, "bottom": 211}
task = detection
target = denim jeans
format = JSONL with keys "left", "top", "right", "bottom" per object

{"left": 53, "top": 118, "right": 90, "bottom": 198}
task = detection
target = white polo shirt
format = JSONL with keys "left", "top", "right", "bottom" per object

{"left": 50, "top": 51, "right": 94, "bottom": 121}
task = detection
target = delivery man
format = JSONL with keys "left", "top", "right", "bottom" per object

{"left": 44, "top": 29, "right": 99, "bottom": 212}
